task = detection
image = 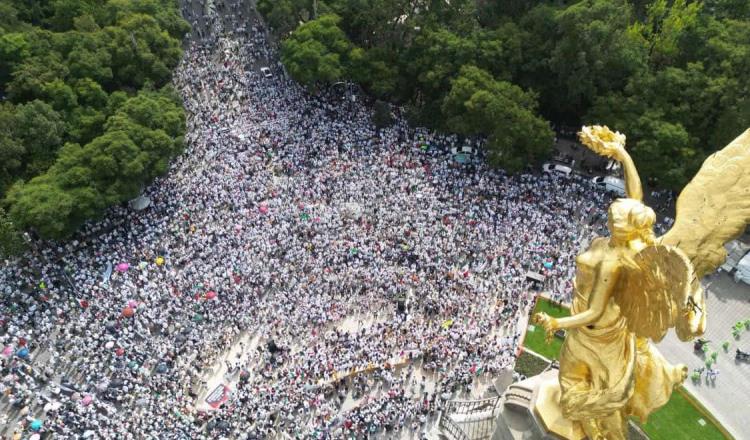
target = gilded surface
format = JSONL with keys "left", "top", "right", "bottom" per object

{"left": 533, "top": 125, "right": 750, "bottom": 439}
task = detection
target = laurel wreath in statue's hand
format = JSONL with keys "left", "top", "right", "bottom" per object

{"left": 579, "top": 125, "right": 627, "bottom": 162}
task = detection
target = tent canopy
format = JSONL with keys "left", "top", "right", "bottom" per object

{"left": 129, "top": 195, "right": 151, "bottom": 211}
{"left": 525, "top": 271, "right": 545, "bottom": 283}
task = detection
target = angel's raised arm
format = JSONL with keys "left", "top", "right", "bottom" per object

{"left": 579, "top": 125, "right": 642, "bottom": 201}
{"left": 618, "top": 150, "right": 643, "bottom": 202}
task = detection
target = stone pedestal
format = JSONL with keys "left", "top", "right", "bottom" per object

{"left": 491, "top": 369, "right": 648, "bottom": 440}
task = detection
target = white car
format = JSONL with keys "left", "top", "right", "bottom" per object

{"left": 735, "top": 252, "right": 750, "bottom": 285}
{"left": 542, "top": 163, "right": 573, "bottom": 177}
{"left": 721, "top": 240, "right": 750, "bottom": 272}
{"left": 260, "top": 67, "right": 272, "bottom": 78}
{"left": 592, "top": 175, "right": 626, "bottom": 196}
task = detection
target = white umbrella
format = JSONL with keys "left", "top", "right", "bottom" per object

{"left": 129, "top": 195, "right": 151, "bottom": 211}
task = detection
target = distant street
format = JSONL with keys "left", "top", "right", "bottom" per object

{"left": 656, "top": 271, "right": 750, "bottom": 440}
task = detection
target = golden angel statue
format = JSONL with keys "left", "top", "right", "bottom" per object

{"left": 533, "top": 125, "right": 750, "bottom": 439}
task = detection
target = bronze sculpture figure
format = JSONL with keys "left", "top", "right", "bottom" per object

{"left": 533, "top": 125, "right": 750, "bottom": 439}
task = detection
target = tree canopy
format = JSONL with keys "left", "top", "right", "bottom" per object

{"left": 265, "top": 0, "right": 750, "bottom": 190}
{"left": 281, "top": 14, "right": 353, "bottom": 87}
{"left": 6, "top": 89, "right": 185, "bottom": 239}
{"left": 442, "top": 66, "right": 554, "bottom": 173}
{"left": 0, "top": 0, "right": 188, "bottom": 248}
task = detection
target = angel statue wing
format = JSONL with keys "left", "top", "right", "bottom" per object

{"left": 660, "top": 129, "right": 750, "bottom": 279}
{"left": 614, "top": 244, "right": 694, "bottom": 342}
{"left": 610, "top": 128, "right": 750, "bottom": 343}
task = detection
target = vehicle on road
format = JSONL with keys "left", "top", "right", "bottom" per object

{"left": 542, "top": 162, "right": 573, "bottom": 178}
{"left": 721, "top": 240, "right": 750, "bottom": 273}
{"left": 260, "top": 67, "right": 272, "bottom": 78}
{"left": 736, "top": 349, "right": 750, "bottom": 362}
{"left": 592, "top": 175, "right": 626, "bottom": 197}
{"left": 694, "top": 338, "right": 710, "bottom": 353}
{"left": 734, "top": 251, "right": 750, "bottom": 285}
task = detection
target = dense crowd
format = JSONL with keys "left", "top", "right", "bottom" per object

{"left": 0, "top": 5, "right": 622, "bottom": 440}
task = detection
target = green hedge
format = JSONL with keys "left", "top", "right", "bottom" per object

{"left": 514, "top": 350, "right": 549, "bottom": 377}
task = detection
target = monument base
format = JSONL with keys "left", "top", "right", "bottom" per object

{"left": 491, "top": 369, "right": 648, "bottom": 440}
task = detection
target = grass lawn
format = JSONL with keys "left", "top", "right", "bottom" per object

{"left": 639, "top": 388, "right": 728, "bottom": 440}
{"left": 519, "top": 296, "right": 730, "bottom": 440}
{"left": 522, "top": 297, "right": 570, "bottom": 360}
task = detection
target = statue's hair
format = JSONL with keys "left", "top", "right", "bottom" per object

{"left": 608, "top": 198, "right": 656, "bottom": 245}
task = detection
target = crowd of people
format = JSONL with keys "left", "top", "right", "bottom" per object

{"left": 0, "top": 2, "right": 628, "bottom": 439}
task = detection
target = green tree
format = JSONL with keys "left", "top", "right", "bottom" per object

{"left": 0, "top": 103, "right": 24, "bottom": 191}
{"left": 258, "top": 0, "right": 300, "bottom": 35}
{"left": 13, "top": 0, "right": 53, "bottom": 27}
{"left": 14, "top": 100, "right": 66, "bottom": 176}
{"left": 281, "top": 14, "right": 353, "bottom": 87}
{"left": 477, "top": 0, "right": 536, "bottom": 22}
{"left": 6, "top": 89, "right": 184, "bottom": 239}
{"left": 68, "top": 106, "right": 106, "bottom": 145}
{"left": 1, "top": 0, "right": 187, "bottom": 239}
{"left": 703, "top": 0, "right": 750, "bottom": 20}
{"left": 0, "top": 207, "right": 26, "bottom": 259}
{"left": 105, "top": 13, "right": 183, "bottom": 89}
{"left": 0, "top": 132, "right": 24, "bottom": 189}
{"left": 347, "top": 47, "right": 399, "bottom": 98}
{"left": 586, "top": 59, "right": 744, "bottom": 189}
{"left": 66, "top": 35, "right": 113, "bottom": 84}
{"left": 41, "top": 79, "right": 78, "bottom": 113}
{"left": 104, "top": 89, "right": 185, "bottom": 177}
{"left": 153, "top": 5, "right": 191, "bottom": 40}
{"left": 547, "top": 0, "right": 647, "bottom": 120}
{"left": 325, "top": 0, "right": 414, "bottom": 48}
{"left": 403, "top": 28, "right": 478, "bottom": 122}
{"left": 627, "top": 115, "right": 696, "bottom": 190}
{"left": 403, "top": 24, "right": 526, "bottom": 123}
{"left": 7, "top": 172, "right": 94, "bottom": 238}
{"left": 7, "top": 52, "right": 69, "bottom": 102}
{"left": 73, "top": 14, "right": 100, "bottom": 32}
{"left": 47, "top": 0, "right": 95, "bottom": 31}
{"left": 0, "top": 1, "right": 24, "bottom": 33}
{"left": 628, "top": 0, "right": 702, "bottom": 68}
{"left": 0, "top": 33, "right": 31, "bottom": 86}
{"left": 442, "top": 65, "right": 554, "bottom": 172}
{"left": 73, "top": 78, "right": 108, "bottom": 109}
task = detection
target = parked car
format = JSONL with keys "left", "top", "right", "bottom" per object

{"left": 734, "top": 252, "right": 750, "bottom": 285}
{"left": 260, "top": 67, "right": 272, "bottom": 78}
{"left": 720, "top": 240, "right": 750, "bottom": 273}
{"left": 542, "top": 162, "right": 573, "bottom": 177}
{"left": 592, "top": 175, "right": 626, "bottom": 197}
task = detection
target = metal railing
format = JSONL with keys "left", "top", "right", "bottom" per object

{"left": 439, "top": 396, "right": 502, "bottom": 440}
{"left": 444, "top": 396, "right": 502, "bottom": 416}
{"left": 439, "top": 412, "right": 470, "bottom": 440}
